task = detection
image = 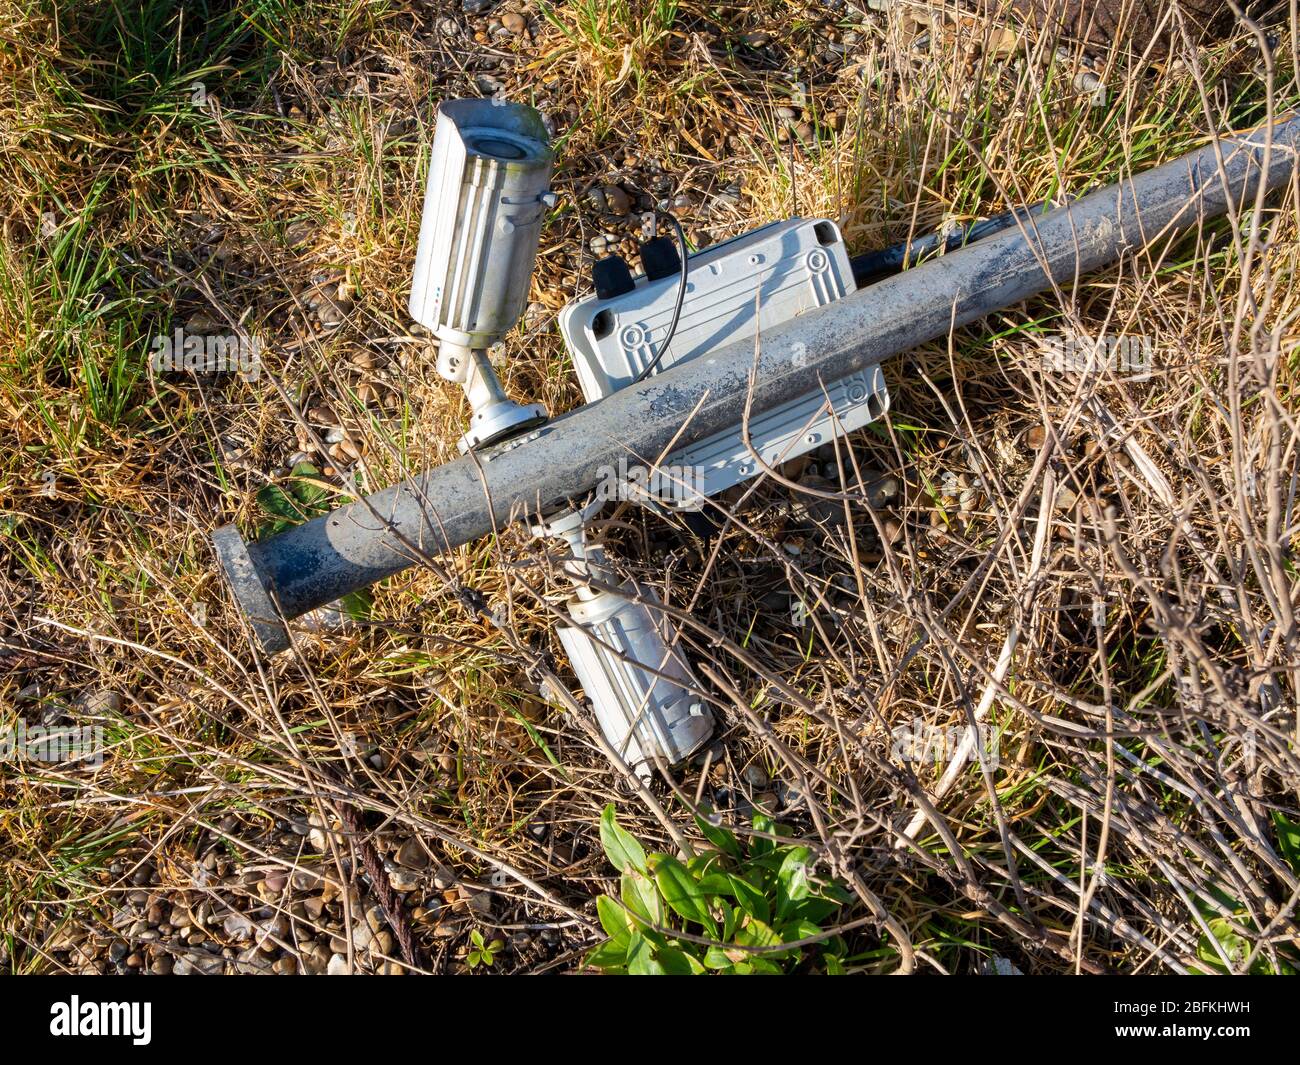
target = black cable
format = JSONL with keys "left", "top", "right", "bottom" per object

{"left": 849, "top": 203, "right": 1045, "bottom": 288}
{"left": 632, "top": 211, "right": 689, "bottom": 384}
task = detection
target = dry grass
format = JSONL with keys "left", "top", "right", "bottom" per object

{"left": 1, "top": 0, "right": 1298, "bottom": 974}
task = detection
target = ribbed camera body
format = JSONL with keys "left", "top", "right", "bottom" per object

{"left": 409, "top": 99, "right": 554, "bottom": 354}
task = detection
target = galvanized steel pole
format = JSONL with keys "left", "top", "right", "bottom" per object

{"left": 215, "top": 114, "right": 1300, "bottom": 652}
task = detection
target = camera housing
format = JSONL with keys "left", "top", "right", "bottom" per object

{"left": 409, "top": 99, "right": 555, "bottom": 449}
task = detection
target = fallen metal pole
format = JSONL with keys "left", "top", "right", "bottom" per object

{"left": 215, "top": 114, "right": 1300, "bottom": 652}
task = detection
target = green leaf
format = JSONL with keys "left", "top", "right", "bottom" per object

{"left": 735, "top": 915, "right": 784, "bottom": 950}
{"left": 686, "top": 853, "right": 722, "bottom": 878}
{"left": 626, "top": 930, "right": 664, "bottom": 975}
{"left": 1273, "top": 811, "right": 1300, "bottom": 876}
{"left": 655, "top": 945, "right": 706, "bottom": 975}
{"left": 651, "top": 854, "right": 717, "bottom": 936}
{"left": 256, "top": 483, "right": 300, "bottom": 520}
{"left": 695, "top": 874, "right": 734, "bottom": 897}
{"left": 695, "top": 813, "right": 742, "bottom": 858}
{"left": 585, "top": 938, "right": 629, "bottom": 970}
{"left": 720, "top": 898, "right": 738, "bottom": 941}
{"left": 340, "top": 589, "right": 372, "bottom": 621}
{"left": 776, "top": 846, "right": 811, "bottom": 918}
{"left": 789, "top": 896, "right": 839, "bottom": 924}
{"left": 1197, "top": 917, "right": 1250, "bottom": 972}
{"left": 780, "top": 918, "right": 823, "bottom": 945}
{"left": 750, "top": 812, "right": 776, "bottom": 856}
{"left": 601, "top": 804, "right": 648, "bottom": 874}
{"left": 621, "top": 870, "right": 665, "bottom": 928}
{"left": 597, "top": 894, "right": 632, "bottom": 946}
{"left": 287, "top": 462, "right": 328, "bottom": 509}
{"left": 258, "top": 517, "right": 295, "bottom": 538}
{"left": 728, "top": 873, "right": 770, "bottom": 925}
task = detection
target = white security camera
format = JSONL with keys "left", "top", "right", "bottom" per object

{"left": 409, "top": 99, "right": 556, "bottom": 449}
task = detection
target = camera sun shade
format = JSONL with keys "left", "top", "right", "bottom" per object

{"left": 409, "top": 99, "right": 555, "bottom": 449}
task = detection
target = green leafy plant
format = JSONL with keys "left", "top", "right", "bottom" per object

{"left": 466, "top": 928, "right": 504, "bottom": 970}
{"left": 255, "top": 461, "right": 337, "bottom": 537}
{"left": 254, "top": 461, "right": 370, "bottom": 619}
{"left": 1193, "top": 811, "right": 1300, "bottom": 975}
{"left": 586, "top": 804, "right": 850, "bottom": 974}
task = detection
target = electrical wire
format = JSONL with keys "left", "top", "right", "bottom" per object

{"left": 632, "top": 210, "right": 689, "bottom": 384}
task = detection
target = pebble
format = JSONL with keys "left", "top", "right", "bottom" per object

{"left": 315, "top": 297, "right": 346, "bottom": 328}
{"left": 1074, "top": 70, "right": 1107, "bottom": 108}
{"left": 222, "top": 913, "right": 253, "bottom": 941}
{"left": 79, "top": 690, "right": 122, "bottom": 715}
{"left": 713, "top": 182, "right": 742, "bottom": 208}
{"left": 395, "top": 839, "right": 427, "bottom": 870}
{"left": 501, "top": 11, "right": 527, "bottom": 34}
{"left": 327, "top": 953, "right": 350, "bottom": 975}
{"left": 867, "top": 474, "right": 900, "bottom": 509}
{"left": 465, "top": 888, "right": 493, "bottom": 916}
{"left": 1052, "top": 485, "right": 1079, "bottom": 513}
{"left": 602, "top": 185, "right": 632, "bottom": 216}
{"left": 259, "top": 872, "right": 287, "bottom": 898}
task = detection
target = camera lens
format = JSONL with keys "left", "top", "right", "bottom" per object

{"left": 468, "top": 135, "right": 527, "bottom": 160}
